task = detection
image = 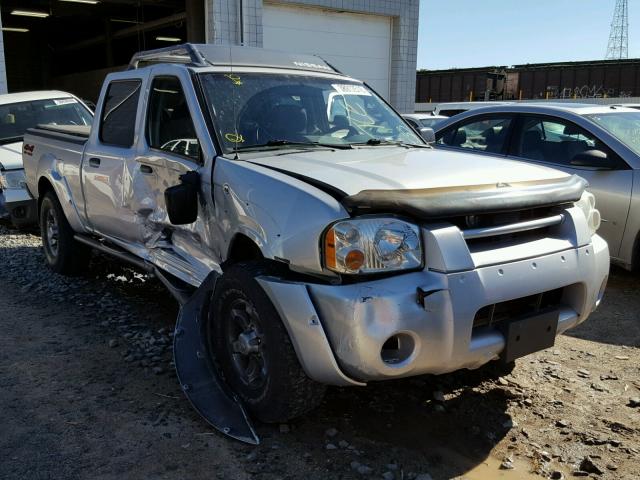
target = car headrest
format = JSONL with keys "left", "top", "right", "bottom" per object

{"left": 563, "top": 124, "right": 582, "bottom": 136}
{"left": 332, "top": 114, "right": 349, "bottom": 129}
{"left": 453, "top": 129, "right": 467, "bottom": 145}
{"left": 269, "top": 104, "right": 307, "bottom": 134}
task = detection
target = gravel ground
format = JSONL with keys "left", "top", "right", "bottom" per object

{"left": 1, "top": 225, "right": 638, "bottom": 480}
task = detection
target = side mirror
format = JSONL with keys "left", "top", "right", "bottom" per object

{"left": 419, "top": 127, "right": 436, "bottom": 144}
{"left": 164, "top": 171, "right": 199, "bottom": 225}
{"left": 570, "top": 149, "right": 615, "bottom": 170}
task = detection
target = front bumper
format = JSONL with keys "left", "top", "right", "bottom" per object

{"left": 259, "top": 207, "right": 609, "bottom": 385}
{"left": 0, "top": 186, "right": 38, "bottom": 227}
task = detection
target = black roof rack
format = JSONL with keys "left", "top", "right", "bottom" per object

{"left": 128, "top": 43, "right": 344, "bottom": 76}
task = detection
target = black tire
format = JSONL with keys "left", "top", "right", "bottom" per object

{"left": 209, "top": 262, "right": 326, "bottom": 423}
{"left": 39, "top": 190, "right": 90, "bottom": 275}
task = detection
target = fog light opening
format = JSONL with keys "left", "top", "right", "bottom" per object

{"left": 381, "top": 333, "right": 415, "bottom": 365}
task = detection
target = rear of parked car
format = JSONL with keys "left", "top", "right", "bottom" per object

{"left": 0, "top": 91, "right": 93, "bottom": 228}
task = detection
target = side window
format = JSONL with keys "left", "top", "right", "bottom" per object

{"left": 516, "top": 117, "right": 603, "bottom": 166}
{"left": 437, "top": 117, "right": 512, "bottom": 154}
{"left": 100, "top": 80, "right": 141, "bottom": 147}
{"left": 146, "top": 76, "right": 200, "bottom": 161}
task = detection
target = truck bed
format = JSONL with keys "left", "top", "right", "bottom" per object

{"left": 23, "top": 125, "right": 91, "bottom": 220}
{"left": 26, "top": 124, "right": 91, "bottom": 145}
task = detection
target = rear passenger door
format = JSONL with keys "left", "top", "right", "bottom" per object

{"left": 436, "top": 115, "right": 515, "bottom": 156}
{"left": 508, "top": 115, "right": 633, "bottom": 256}
{"left": 82, "top": 78, "right": 144, "bottom": 241}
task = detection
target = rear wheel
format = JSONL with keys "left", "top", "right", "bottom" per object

{"left": 39, "top": 191, "right": 90, "bottom": 275}
{"left": 209, "top": 262, "right": 326, "bottom": 423}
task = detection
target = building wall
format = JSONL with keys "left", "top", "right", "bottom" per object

{"left": 0, "top": 15, "right": 8, "bottom": 94}
{"left": 205, "top": 0, "right": 419, "bottom": 112}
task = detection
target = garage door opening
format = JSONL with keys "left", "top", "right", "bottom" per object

{"left": 0, "top": 0, "right": 205, "bottom": 103}
{"left": 262, "top": 3, "right": 392, "bottom": 99}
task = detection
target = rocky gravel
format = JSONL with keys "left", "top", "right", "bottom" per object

{"left": 1, "top": 224, "right": 638, "bottom": 479}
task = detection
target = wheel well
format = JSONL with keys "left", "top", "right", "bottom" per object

{"left": 37, "top": 178, "right": 55, "bottom": 206}
{"left": 632, "top": 231, "right": 640, "bottom": 272}
{"left": 224, "top": 234, "right": 264, "bottom": 267}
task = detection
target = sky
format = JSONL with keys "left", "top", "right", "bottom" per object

{"left": 418, "top": 0, "right": 638, "bottom": 70}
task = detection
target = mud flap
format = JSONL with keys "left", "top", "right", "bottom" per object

{"left": 173, "top": 271, "right": 259, "bottom": 444}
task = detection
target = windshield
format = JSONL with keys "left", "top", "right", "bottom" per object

{"left": 199, "top": 73, "right": 422, "bottom": 153}
{"left": 588, "top": 111, "right": 640, "bottom": 156}
{"left": 0, "top": 97, "right": 93, "bottom": 144}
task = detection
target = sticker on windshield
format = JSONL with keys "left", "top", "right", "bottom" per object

{"left": 332, "top": 84, "right": 371, "bottom": 96}
{"left": 224, "top": 74, "right": 242, "bottom": 86}
{"left": 53, "top": 98, "right": 78, "bottom": 106}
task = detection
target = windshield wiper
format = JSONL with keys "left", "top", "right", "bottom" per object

{"left": 355, "top": 138, "right": 430, "bottom": 148}
{"left": 235, "top": 140, "right": 352, "bottom": 151}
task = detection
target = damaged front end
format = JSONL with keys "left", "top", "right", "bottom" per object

{"left": 173, "top": 271, "right": 259, "bottom": 444}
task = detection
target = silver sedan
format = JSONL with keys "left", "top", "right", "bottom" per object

{"left": 434, "top": 103, "right": 640, "bottom": 271}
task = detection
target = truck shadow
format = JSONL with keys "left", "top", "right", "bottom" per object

{"left": 290, "top": 369, "right": 515, "bottom": 479}
{"left": 0, "top": 231, "right": 514, "bottom": 479}
{"left": 563, "top": 266, "right": 640, "bottom": 348}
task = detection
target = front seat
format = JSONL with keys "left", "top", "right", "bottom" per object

{"left": 521, "top": 130, "right": 545, "bottom": 161}
{"left": 264, "top": 104, "right": 308, "bottom": 142}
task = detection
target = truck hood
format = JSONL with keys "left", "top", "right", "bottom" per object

{"left": 247, "top": 147, "right": 585, "bottom": 217}
{"left": 0, "top": 141, "right": 23, "bottom": 170}
{"left": 247, "top": 147, "right": 570, "bottom": 195}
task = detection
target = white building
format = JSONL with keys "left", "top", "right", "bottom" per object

{"left": 0, "top": 0, "right": 418, "bottom": 111}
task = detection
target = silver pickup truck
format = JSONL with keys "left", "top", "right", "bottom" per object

{"left": 23, "top": 44, "right": 609, "bottom": 444}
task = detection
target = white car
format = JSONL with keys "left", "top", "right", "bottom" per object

{"left": 403, "top": 113, "right": 449, "bottom": 130}
{"left": 0, "top": 91, "right": 93, "bottom": 227}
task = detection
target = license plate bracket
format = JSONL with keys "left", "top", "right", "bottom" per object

{"left": 499, "top": 309, "right": 559, "bottom": 363}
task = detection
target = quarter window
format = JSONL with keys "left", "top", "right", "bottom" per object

{"left": 516, "top": 117, "right": 603, "bottom": 166}
{"left": 100, "top": 80, "right": 141, "bottom": 147}
{"left": 146, "top": 76, "right": 200, "bottom": 161}
{"left": 437, "top": 117, "right": 512, "bottom": 154}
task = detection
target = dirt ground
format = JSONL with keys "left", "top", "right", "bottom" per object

{"left": 1, "top": 225, "right": 638, "bottom": 480}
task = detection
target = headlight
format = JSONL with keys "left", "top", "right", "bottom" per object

{"left": 0, "top": 169, "right": 26, "bottom": 190}
{"left": 575, "top": 191, "right": 601, "bottom": 236}
{"left": 323, "top": 218, "right": 423, "bottom": 274}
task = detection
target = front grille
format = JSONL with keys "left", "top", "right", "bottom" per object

{"left": 449, "top": 204, "right": 567, "bottom": 231}
{"left": 449, "top": 204, "right": 569, "bottom": 247}
{"left": 473, "top": 288, "right": 565, "bottom": 329}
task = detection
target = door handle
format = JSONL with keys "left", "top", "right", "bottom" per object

{"left": 88, "top": 157, "right": 101, "bottom": 168}
{"left": 140, "top": 164, "right": 153, "bottom": 174}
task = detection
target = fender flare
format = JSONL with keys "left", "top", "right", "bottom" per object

{"left": 173, "top": 271, "right": 259, "bottom": 444}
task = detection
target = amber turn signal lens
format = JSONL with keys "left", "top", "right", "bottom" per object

{"left": 345, "top": 249, "right": 365, "bottom": 271}
{"left": 324, "top": 228, "right": 336, "bottom": 269}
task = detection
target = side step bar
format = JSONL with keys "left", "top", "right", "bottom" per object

{"left": 74, "top": 234, "right": 194, "bottom": 304}
{"left": 74, "top": 234, "right": 153, "bottom": 272}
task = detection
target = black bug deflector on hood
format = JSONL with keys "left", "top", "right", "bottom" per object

{"left": 173, "top": 271, "right": 259, "bottom": 445}
{"left": 342, "top": 175, "right": 588, "bottom": 218}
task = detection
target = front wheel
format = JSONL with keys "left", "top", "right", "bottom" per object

{"left": 209, "top": 262, "right": 326, "bottom": 423}
{"left": 39, "top": 191, "right": 90, "bottom": 275}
